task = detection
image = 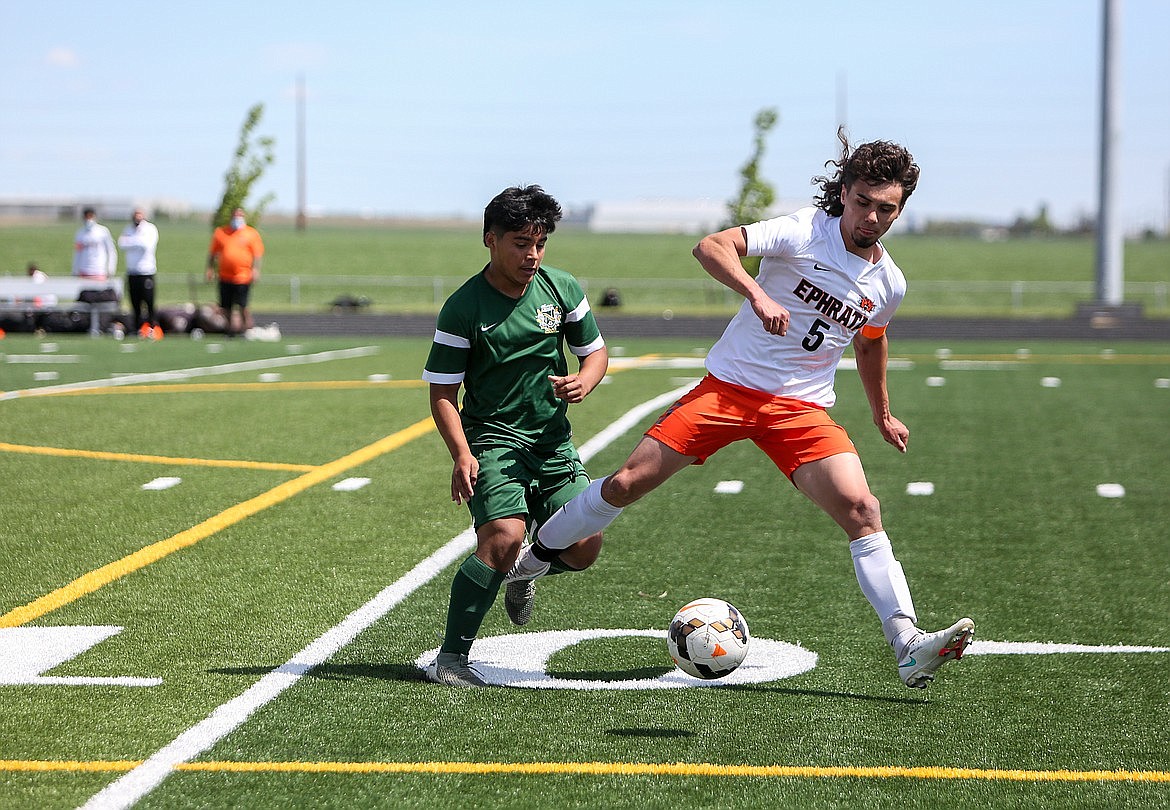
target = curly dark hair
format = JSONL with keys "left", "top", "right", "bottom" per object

{"left": 813, "top": 128, "right": 920, "bottom": 217}
{"left": 483, "top": 185, "right": 563, "bottom": 244}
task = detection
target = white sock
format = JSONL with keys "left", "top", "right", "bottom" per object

{"left": 889, "top": 626, "right": 920, "bottom": 661}
{"left": 536, "top": 478, "right": 622, "bottom": 550}
{"left": 509, "top": 546, "right": 551, "bottom": 581}
{"left": 850, "top": 531, "right": 918, "bottom": 651}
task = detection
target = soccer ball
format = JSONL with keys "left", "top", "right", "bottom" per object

{"left": 666, "top": 597, "right": 750, "bottom": 679}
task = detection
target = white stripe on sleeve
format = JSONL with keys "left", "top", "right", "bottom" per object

{"left": 422, "top": 370, "right": 464, "bottom": 384}
{"left": 564, "top": 297, "right": 591, "bottom": 323}
{"left": 433, "top": 329, "right": 471, "bottom": 349}
{"left": 568, "top": 335, "right": 606, "bottom": 357}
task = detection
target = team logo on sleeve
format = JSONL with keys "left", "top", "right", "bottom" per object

{"left": 858, "top": 297, "right": 876, "bottom": 313}
{"left": 536, "top": 303, "right": 563, "bottom": 333}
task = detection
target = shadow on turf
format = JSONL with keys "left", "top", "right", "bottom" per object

{"left": 208, "top": 664, "right": 924, "bottom": 704}
{"left": 210, "top": 663, "right": 426, "bottom": 682}
{"left": 546, "top": 665, "right": 674, "bottom": 681}
{"left": 207, "top": 663, "right": 672, "bottom": 683}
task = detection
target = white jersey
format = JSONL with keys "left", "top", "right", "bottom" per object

{"left": 704, "top": 206, "right": 906, "bottom": 408}
{"left": 72, "top": 222, "right": 117, "bottom": 279}
{"left": 119, "top": 220, "right": 159, "bottom": 275}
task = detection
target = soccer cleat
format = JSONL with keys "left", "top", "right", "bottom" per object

{"left": 504, "top": 578, "right": 537, "bottom": 626}
{"left": 503, "top": 545, "right": 550, "bottom": 584}
{"left": 425, "top": 652, "right": 488, "bottom": 688}
{"left": 897, "top": 617, "right": 975, "bottom": 689}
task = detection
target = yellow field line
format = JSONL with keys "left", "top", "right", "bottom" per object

{"left": 1, "top": 761, "right": 142, "bottom": 772}
{"left": 3, "top": 759, "right": 1167, "bottom": 784}
{"left": 0, "top": 358, "right": 664, "bottom": 628}
{"left": 28, "top": 380, "right": 427, "bottom": 396}
{"left": 0, "top": 417, "right": 436, "bottom": 629}
{"left": 0, "top": 441, "right": 316, "bottom": 472}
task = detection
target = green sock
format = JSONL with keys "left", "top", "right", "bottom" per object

{"left": 440, "top": 555, "right": 505, "bottom": 656}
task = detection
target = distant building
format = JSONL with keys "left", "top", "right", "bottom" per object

{"left": 0, "top": 196, "right": 191, "bottom": 222}
{"left": 585, "top": 197, "right": 810, "bottom": 234}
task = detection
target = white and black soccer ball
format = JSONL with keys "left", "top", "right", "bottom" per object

{"left": 666, "top": 597, "right": 750, "bottom": 679}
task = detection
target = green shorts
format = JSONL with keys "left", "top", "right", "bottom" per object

{"left": 468, "top": 439, "right": 591, "bottom": 529}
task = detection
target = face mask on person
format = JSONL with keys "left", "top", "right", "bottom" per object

{"left": 231, "top": 216, "right": 245, "bottom": 230}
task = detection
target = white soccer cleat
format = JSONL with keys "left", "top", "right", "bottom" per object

{"left": 504, "top": 545, "right": 550, "bottom": 584}
{"left": 897, "top": 617, "right": 975, "bottom": 689}
{"left": 425, "top": 652, "right": 488, "bottom": 688}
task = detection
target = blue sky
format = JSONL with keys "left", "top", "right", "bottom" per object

{"left": 3, "top": 1, "right": 1168, "bottom": 231}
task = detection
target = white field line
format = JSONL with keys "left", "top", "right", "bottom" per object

{"left": 966, "top": 640, "right": 1170, "bottom": 655}
{"left": 575, "top": 384, "right": 694, "bottom": 464}
{"left": 1, "top": 346, "right": 380, "bottom": 401}
{"left": 81, "top": 527, "right": 477, "bottom": 810}
{"left": 80, "top": 382, "right": 695, "bottom": 810}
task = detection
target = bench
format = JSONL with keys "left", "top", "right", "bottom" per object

{"left": 0, "top": 276, "right": 123, "bottom": 336}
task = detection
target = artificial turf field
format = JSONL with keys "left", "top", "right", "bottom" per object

{"left": 1, "top": 332, "right": 1168, "bottom": 809}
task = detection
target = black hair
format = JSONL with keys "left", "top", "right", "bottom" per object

{"left": 483, "top": 185, "right": 562, "bottom": 245}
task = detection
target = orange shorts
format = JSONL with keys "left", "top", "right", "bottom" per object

{"left": 645, "top": 374, "right": 857, "bottom": 479}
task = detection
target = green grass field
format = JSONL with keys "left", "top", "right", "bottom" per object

{"left": 3, "top": 221, "right": 1168, "bottom": 318}
{"left": 2, "top": 332, "right": 1168, "bottom": 808}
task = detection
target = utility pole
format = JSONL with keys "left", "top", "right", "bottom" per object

{"left": 1165, "top": 164, "right": 1169, "bottom": 236}
{"left": 295, "top": 74, "right": 307, "bottom": 232}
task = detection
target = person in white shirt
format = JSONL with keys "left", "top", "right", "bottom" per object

{"left": 508, "top": 130, "right": 975, "bottom": 691}
{"left": 72, "top": 207, "right": 117, "bottom": 281}
{"left": 27, "top": 262, "right": 47, "bottom": 283}
{"left": 118, "top": 207, "right": 160, "bottom": 336}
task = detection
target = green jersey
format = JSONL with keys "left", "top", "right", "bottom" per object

{"left": 423, "top": 264, "right": 605, "bottom": 451}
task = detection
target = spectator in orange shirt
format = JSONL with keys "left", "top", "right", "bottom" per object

{"left": 206, "top": 207, "right": 264, "bottom": 336}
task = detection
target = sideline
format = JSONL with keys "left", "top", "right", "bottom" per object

{"left": 0, "top": 345, "right": 380, "bottom": 400}
{"left": 79, "top": 383, "right": 693, "bottom": 810}
{"left": 17, "top": 379, "right": 427, "bottom": 397}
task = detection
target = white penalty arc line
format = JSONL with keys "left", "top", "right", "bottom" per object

{"left": 0, "top": 346, "right": 380, "bottom": 400}
{"left": 81, "top": 381, "right": 695, "bottom": 810}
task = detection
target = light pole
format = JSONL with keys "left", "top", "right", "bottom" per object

{"left": 1094, "top": 0, "right": 1123, "bottom": 306}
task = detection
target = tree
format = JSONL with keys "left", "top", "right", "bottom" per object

{"left": 724, "top": 107, "right": 779, "bottom": 229}
{"left": 1008, "top": 202, "right": 1056, "bottom": 238}
{"left": 211, "top": 103, "right": 276, "bottom": 230}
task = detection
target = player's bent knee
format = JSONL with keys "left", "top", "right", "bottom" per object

{"left": 602, "top": 472, "right": 647, "bottom": 507}
{"left": 850, "top": 494, "right": 882, "bottom": 531}
{"left": 561, "top": 532, "right": 603, "bottom": 570}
